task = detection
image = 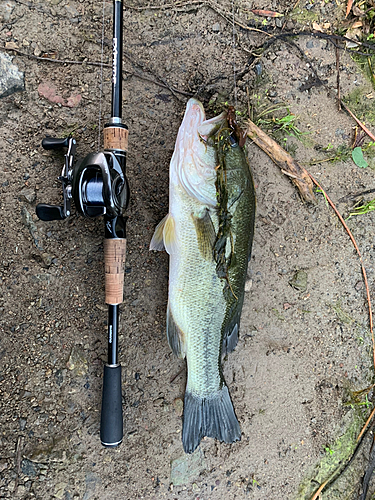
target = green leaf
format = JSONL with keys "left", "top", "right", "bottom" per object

{"left": 352, "top": 146, "right": 369, "bottom": 168}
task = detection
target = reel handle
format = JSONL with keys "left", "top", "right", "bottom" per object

{"left": 42, "top": 137, "right": 69, "bottom": 150}
{"left": 36, "top": 203, "right": 66, "bottom": 221}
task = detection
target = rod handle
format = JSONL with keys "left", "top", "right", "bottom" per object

{"left": 104, "top": 238, "right": 126, "bottom": 305}
{"left": 100, "top": 364, "right": 123, "bottom": 447}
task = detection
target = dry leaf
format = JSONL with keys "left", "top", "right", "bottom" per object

{"left": 5, "top": 41, "right": 18, "bottom": 49}
{"left": 352, "top": 20, "right": 363, "bottom": 29}
{"left": 346, "top": 0, "right": 353, "bottom": 18}
{"left": 312, "top": 22, "right": 323, "bottom": 32}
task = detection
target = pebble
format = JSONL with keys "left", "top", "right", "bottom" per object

{"left": 245, "top": 279, "right": 253, "bottom": 292}
{"left": 289, "top": 270, "right": 308, "bottom": 292}
{"left": 170, "top": 448, "right": 206, "bottom": 486}
{"left": 0, "top": 0, "right": 15, "bottom": 21}
{"left": 20, "top": 188, "right": 36, "bottom": 204}
{"left": 212, "top": 23, "right": 220, "bottom": 32}
{"left": 66, "top": 345, "right": 88, "bottom": 376}
{"left": 54, "top": 482, "right": 68, "bottom": 499}
{"left": 19, "top": 417, "right": 27, "bottom": 430}
{"left": 173, "top": 397, "right": 184, "bottom": 417}
{"left": 21, "top": 459, "right": 39, "bottom": 478}
{"left": 0, "top": 52, "right": 24, "bottom": 98}
{"left": 21, "top": 206, "right": 43, "bottom": 251}
{"left": 275, "top": 18, "right": 283, "bottom": 28}
{"left": 83, "top": 472, "right": 100, "bottom": 500}
{"left": 55, "top": 369, "right": 64, "bottom": 386}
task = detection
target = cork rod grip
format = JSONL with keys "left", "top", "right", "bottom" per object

{"left": 104, "top": 239, "right": 126, "bottom": 305}
{"left": 103, "top": 126, "right": 128, "bottom": 152}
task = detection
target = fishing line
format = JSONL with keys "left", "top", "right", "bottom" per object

{"left": 98, "top": 0, "right": 106, "bottom": 152}
{"left": 232, "top": 0, "right": 238, "bottom": 108}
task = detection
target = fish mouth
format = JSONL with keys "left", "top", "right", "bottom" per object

{"left": 182, "top": 98, "right": 206, "bottom": 134}
{"left": 182, "top": 98, "right": 226, "bottom": 141}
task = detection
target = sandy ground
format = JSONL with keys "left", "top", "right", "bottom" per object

{"left": 1, "top": 0, "right": 375, "bottom": 499}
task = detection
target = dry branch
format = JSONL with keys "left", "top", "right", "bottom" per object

{"left": 246, "top": 119, "right": 316, "bottom": 203}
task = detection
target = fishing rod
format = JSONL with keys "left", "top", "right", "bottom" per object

{"left": 36, "top": 0, "right": 128, "bottom": 447}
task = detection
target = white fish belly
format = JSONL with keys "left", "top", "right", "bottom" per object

{"left": 168, "top": 184, "right": 225, "bottom": 397}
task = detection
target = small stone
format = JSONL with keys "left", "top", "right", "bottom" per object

{"left": 275, "top": 18, "right": 283, "bottom": 28}
{"left": 0, "top": 52, "right": 24, "bottom": 98}
{"left": 0, "top": 1, "right": 15, "bottom": 21}
{"left": 335, "top": 128, "right": 346, "bottom": 137}
{"left": 66, "top": 345, "right": 88, "bottom": 376}
{"left": 212, "top": 23, "right": 220, "bottom": 32}
{"left": 41, "top": 253, "right": 55, "bottom": 267}
{"left": 289, "top": 270, "right": 308, "bottom": 292}
{"left": 306, "top": 41, "right": 314, "bottom": 48}
{"left": 173, "top": 398, "right": 184, "bottom": 417}
{"left": 64, "top": 4, "right": 79, "bottom": 17}
{"left": 19, "top": 187, "right": 36, "bottom": 204}
{"left": 245, "top": 279, "right": 252, "bottom": 292}
{"left": 19, "top": 417, "right": 27, "bottom": 430}
{"left": 21, "top": 459, "right": 39, "bottom": 478}
{"left": 170, "top": 448, "right": 206, "bottom": 486}
{"left": 53, "top": 482, "right": 68, "bottom": 499}
{"left": 21, "top": 206, "right": 43, "bottom": 251}
{"left": 254, "top": 63, "right": 262, "bottom": 76}
{"left": 83, "top": 472, "right": 100, "bottom": 500}
{"left": 355, "top": 281, "right": 363, "bottom": 291}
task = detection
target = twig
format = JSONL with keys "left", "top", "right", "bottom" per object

{"left": 307, "top": 177, "right": 375, "bottom": 499}
{"left": 336, "top": 46, "right": 341, "bottom": 111}
{"left": 340, "top": 101, "right": 375, "bottom": 142}
{"left": 1, "top": 45, "right": 193, "bottom": 98}
{"left": 310, "top": 478, "right": 329, "bottom": 500}
{"left": 246, "top": 119, "right": 316, "bottom": 203}
{"left": 170, "top": 366, "right": 185, "bottom": 383}
{"left": 357, "top": 406, "right": 375, "bottom": 443}
{"left": 338, "top": 188, "right": 375, "bottom": 203}
{"left": 125, "top": 0, "right": 204, "bottom": 10}
{"left": 309, "top": 174, "right": 374, "bottom": 370}
{"left": 13, "top": 436, "right": 24, "bottom": 495}
{"left": 359, "top": 434, "right": 375, "bottom": 500}
{"left": 206, "top": 0, "right": 274, "bottom": 37}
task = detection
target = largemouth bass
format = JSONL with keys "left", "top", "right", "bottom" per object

{"left": 150, "top": 99, "right": 256, "bottom": 453}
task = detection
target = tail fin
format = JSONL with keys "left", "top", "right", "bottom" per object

{"left": 182, "top": 385, "right": 241, "bottom": 454}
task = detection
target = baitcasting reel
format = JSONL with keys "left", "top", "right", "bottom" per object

{"left": 36, "top": 126, "right": 129, "bottom": 226}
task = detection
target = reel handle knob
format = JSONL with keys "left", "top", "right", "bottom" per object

{"left": 36, "top": 203, "right": 66, "bottom": 221}
{"left": 42, "top": 137, "right": 70, "bottom": 150}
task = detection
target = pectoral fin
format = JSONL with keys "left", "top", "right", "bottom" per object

{"left": 167, "top": 304, "right": 186, "bottom": 359}
{"left": 192, "top": 209, "right": 216, "bottom": 261}
{"left": 149, "top": 213, "right": 177, "bottom": 254}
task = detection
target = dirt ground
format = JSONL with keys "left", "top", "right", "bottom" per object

{"left": 1, "top": 0, "right": 375, "bottom": 499}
